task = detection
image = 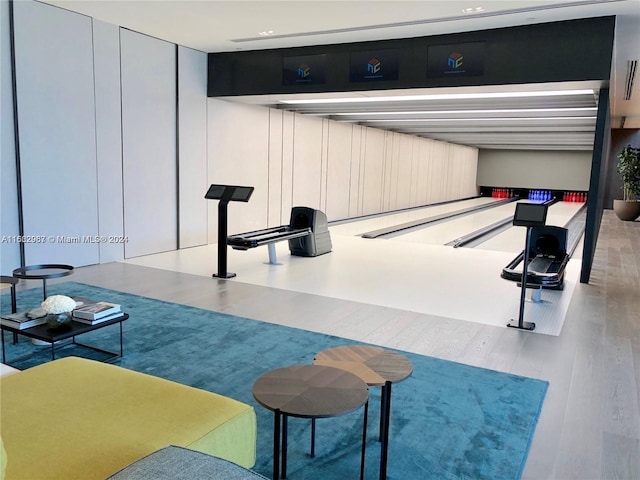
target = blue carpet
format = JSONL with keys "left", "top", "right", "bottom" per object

{"left": 1, "top": 282, "right": 548, "bottom": 480}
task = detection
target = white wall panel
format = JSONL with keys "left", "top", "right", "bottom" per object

{"left": 178, "top": 46, "right": 208, "bottom": 248}
{"left": 207, "top": 99, "right": 269, "bottom": 239}
{"left": 429, "top": 142, "right": 445, "bottom": 203}
{"left": 13, "top": 0, "right": 99, "bottom": 266}
{"left": 382, "top": 132, "right": 394, "bottom": 211}
{"left": 349, "top": 125, "right": 364, "bottom": 217}
{"left": 292, "top": 114, "right": 323, "bottom": 210}
{"left": 360, "top": 128, "right": 385, "bottom": 215}
{"left": 120, "top": 29, "right": 176, "bottom": 259}
{"left": 281, "top": 111, "right": 296, "bottom": 225}
{"left": 388, "top": 133, "right": 402, "bottom": 210}
{"left": 320, "top": 119, "right": 330, "bottom": 213}
{"left": 268, "top": 109, "right": 284, "bottom": 226}
{"left": 396, "top": 135, "right": 414, "bottom": 209}
{"left": 92, "top": 19, "right": 124, "bottom": 263}
{"left": 0, "top": 0, "right": 20, "bottom": 272}
{"left": 205, "top": 100, "right": 479, "bottom": 235}
{"left": 415, "top": 141, "right": 430, "bottom": 206}
{"left": 325, "top": 122, "right": 353, "bottom": 221}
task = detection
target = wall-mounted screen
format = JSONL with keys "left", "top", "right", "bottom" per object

{"left": 349, "top": 49, "right": 399, "bottom": 82}
{"left": 283, "top": 54, "right": 327, "bottom": 86}
{"left": 427, "top": 41, "right": 485, "bottom": 78}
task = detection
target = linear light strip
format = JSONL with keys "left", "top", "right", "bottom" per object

{"left": 365, "top": 116, "right": 597, "bottom": 123}
{"left": 280, "top": 89, "right": 595, "bottom": 105}
{"left": 331, "top": 107, "right": 598, "bottom": 116}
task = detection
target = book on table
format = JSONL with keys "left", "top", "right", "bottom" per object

{"left": 1, "top": 308, "right": 46, "bottom": 330}
{"left": 72, "top": 310, "right": 123, "bottom": 325}
{"left": 73, "top": 302, "right": 121, "bottom": 321}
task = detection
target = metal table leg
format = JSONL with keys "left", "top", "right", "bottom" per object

{"left": 273, "top": 409, "right": 281, "bottom": 480}
{"left": 380, "top": 381, "right": 392, "bottom": 480}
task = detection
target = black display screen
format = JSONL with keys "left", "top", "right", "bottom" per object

{"left": 513, "top": 203, "right": 548, "bottom": 227}
{"left": 349, "top": 49, "right": 399, "bottom": 83}
{"left": 427, "top": 41, "right": 485, "bottom": 78}
{"left": 283, "top": 55, "right": 326, "bottom": 85}
{"left": 205, "top": 184, "right": 254, "bottom": 202}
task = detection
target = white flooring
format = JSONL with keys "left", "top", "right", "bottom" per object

{"left": 124, "top": 199, "right": 585, "bottom": 336}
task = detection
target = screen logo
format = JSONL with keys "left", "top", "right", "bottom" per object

{"left": 427, "top": 42, "right": 485, "bottom": 78}
{"left": 283, "top": 54, "right": 326, "bottom": 85}
{"left": 297, "top": 63, "right": 311, "bottom": 79}
{"left": 349, "top": 49, "right": 399, "bottom": 83}
{"left": 367, "top": 58, "right": 382, "bottom": 75}
{"left": 447, "top": 52, "right": 463, "bottom": 70}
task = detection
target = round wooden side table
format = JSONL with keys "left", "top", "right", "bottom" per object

{"left": 313, "top": 345, "right": 413, "bottom": 480}
{"left": 253, "top": 364, "right": 369, "bottom": 480}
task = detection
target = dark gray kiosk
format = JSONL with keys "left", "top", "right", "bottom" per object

{"left": 227, "top": 206, "right": 332, "bottom": 265}
{"left": 287, "top": 207, "right": 332, "bottom": 258}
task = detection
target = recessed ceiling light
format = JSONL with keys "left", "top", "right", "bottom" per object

{"left": 333, "top": 107, "right": 598, "bottom": 116}
{"left": 366, "top": 116, "right": 596, "bottom": 123}
{"left": 463, "top": 6, "right": 485, "bottom": 13}
{"left": 258, "top": 30, "right": 274, "bottom": 37}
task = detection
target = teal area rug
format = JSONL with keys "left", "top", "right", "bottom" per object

{"left": 1, "top": 282, "right": 548, "bottom": 479}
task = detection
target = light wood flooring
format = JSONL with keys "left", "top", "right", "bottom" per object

{"left": 18, "top": 210, "right": 640, "bottom": 479}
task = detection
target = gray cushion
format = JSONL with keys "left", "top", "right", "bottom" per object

{"left": 107, "top": 446, "right": 268, "bottom": 480}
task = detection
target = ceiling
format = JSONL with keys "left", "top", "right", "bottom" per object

{"left": 41, "top": 0, "right": 640, "bottom": 151}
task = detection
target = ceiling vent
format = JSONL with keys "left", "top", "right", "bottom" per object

{"left": 624, "top": 60, "right": 637, "bottom": 100}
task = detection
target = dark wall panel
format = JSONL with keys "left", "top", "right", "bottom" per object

{"left": 581, "top": 88, "right": 610, "bottom": 284}
{"left": 208, "top": 17, "right": 615, "bottom": 96}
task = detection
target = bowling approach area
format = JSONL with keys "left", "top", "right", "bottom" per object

{"left": 124, "top": 194, "right": 586, "bottom": 337}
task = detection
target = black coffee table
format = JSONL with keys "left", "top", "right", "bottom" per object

{"left": 1, "top": 313, "right": 128, "bottom": 366}
{"left": 253, "top": 364, "right": 369, "bottom": 480}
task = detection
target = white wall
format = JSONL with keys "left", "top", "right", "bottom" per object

{"left": 0, "top": 0, "right": 20, "bottom": 273}
{"left": 93, "top": 19, "right": 125, "bottom": 263}
{"left": 207, "top": 99, "right": 480, "bottom": 238}
{"left": 120, "top": 30, "right": 177, "bottom": 259}
{"left": 178, "top": 46, "right": 208, "bottom": 249}
{"left": 207, "top": 99, "right": 270, "bottom": 240}
{"left": 477, "top": 149, "right": 592, "bottom": 190}
{"left": 13, "top": 0, "right": 100, "bottom": 266}
{"left": 1, "top": 1, "right": 209, "bottom": 270}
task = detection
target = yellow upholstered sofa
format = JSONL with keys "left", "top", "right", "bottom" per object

{"left": 0, "top": 357, "right": 257, "bottom": 480}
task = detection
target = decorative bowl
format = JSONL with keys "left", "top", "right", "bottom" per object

{"left": 46, "top": 312, "right": 73, "bottom": 330}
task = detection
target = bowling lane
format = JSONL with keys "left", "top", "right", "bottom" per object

{"left": 329, "top": 197, "right": 497, "bottom": 236}
{"left": 381, "top": 200, "right": 519, "bottom": 245}
{"left": 474, "top": 200, "right": 585, "bottom": 253}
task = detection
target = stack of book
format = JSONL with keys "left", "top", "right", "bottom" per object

{"left": 0, "top": 308, "right": 46, "bottom": 330}
{"left": 73, "top": 302, "right": 122, "bottom": 325}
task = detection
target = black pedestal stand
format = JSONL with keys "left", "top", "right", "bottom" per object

{"left": 204, "top": 184, "right": 254, "bottom": 279}
{"left": 213, "top": 196, "right": 235, "bottom": 279}
{"left": 507, "top": 226, "right": 536, "bottom": 331}
{"left": 507, "top": 202, "right": 549, "bottom": 331}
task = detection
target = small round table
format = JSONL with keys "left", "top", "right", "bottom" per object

{"left": 12, "top": 264, "right": 74, "bottom": 299}
{"left": 253, "top": 364, "right": 369, "bottom": 480}
{"left": 313, "top": 345, "right": 413, "bottom": 480}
